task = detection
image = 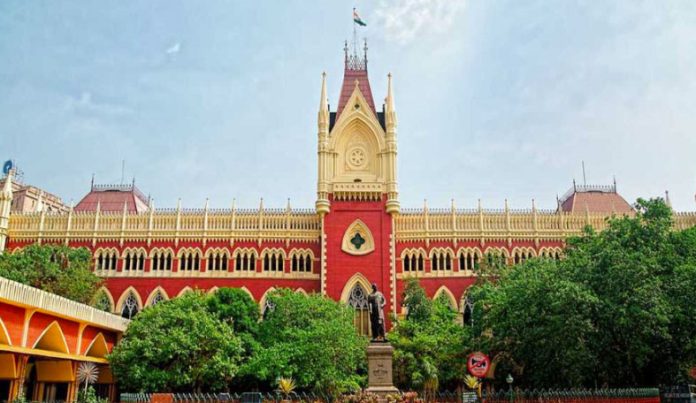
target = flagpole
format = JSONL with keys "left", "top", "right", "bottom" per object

{"left": 352, "top": 7, "right": 357, "bottom": 57}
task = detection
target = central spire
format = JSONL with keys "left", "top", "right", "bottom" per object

{"left": 336, "top": 39, "right": 376, "bottom": 118}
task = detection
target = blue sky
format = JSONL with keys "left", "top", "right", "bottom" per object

{"left": 1, "top": 1, "right": 695, "bottom": 210}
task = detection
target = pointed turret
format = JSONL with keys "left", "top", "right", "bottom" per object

{"left": 0, "top": 169, "right": 14, "bottom": 253}
{"left": 385, "top": 73, "right": 397, "bottom": 128}
{"left": 384, "top": 73, "right": 400, "bottom": 214}
{"left": 316, "top": 72, "right": 331, "bottom": 215}
{"left": 318, "top": 72, "right": 329, "bottom": 128}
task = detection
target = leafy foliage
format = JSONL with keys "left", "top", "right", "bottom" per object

{"left": 472, "top": 198, "right": 696, "bottom": 387}
{"left": 246, "top": 289, "right": 367, "bottom": 396}
{"left": 0, "top": 243, "right": 101, "bottom": 304}
{"left": 109, "top": 292, "right": 243, "bottom": 392}
{"left": 390, "top": 279, "right": 471, "bottom": 392}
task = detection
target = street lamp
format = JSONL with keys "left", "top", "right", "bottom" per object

{"left": 506, "top": 374, "right": 514, "bottom": 403}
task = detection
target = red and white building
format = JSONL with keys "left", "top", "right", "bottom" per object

{"left": 2, "top": 44, "right": 695, "bottom": 332}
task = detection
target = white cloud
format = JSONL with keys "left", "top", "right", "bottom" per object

{"left": 166, "top": 42, "right": 181, "bottom": 55}
{"left": 374, "top": 0, "right": 466, "bottom": 44}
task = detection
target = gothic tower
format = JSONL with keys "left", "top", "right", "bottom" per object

{"left": 317, "top": 42, "right": 400, "bottom": 322}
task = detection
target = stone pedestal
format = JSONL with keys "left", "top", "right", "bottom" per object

{"left": 365, "top": 342, "right": 399, "bottom": 397}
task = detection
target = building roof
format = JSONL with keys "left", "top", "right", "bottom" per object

{"left": 75, "top": 183, "right": 150, "bottom": 213}
{"left": 559, "top": 183, "right": 633, "bottom": 214}
{"left": 336, "top": 47, "right": 376, "bottom": 120}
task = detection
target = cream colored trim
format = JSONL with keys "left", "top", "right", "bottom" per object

{"left": 92, "top": 287, "right": 115, "bottom": 312}
{"left": 205, "top": 247, "right": 231, "bottom": 258}
{"left": 433, "top": 286, "right": 458, "bottom": 310}
{"left": 260, "top": 247, "right": 287, "bottom": 259}
{"left": 177, "top": 247, "right": 203, "bottom": 258}
{"left": 240, "top": 286, "right": 254, "bottom": 301}
{"left": 339, "top": 272, "right": 372, "bottom": 303}
{"left": 0, "top": 277, "right": 128, "bottom": 332}
{"left": 207, "top": 286, "right": 219, "bottom": 295}
{"left": 0, "top": 317, "right": 12, "bottom": 345}
{"left": 145, "top": 287, "right": 170, "bottom": 306}
{"left": 258, "top": 287, "right": 277, "bottom": 314}
{"left": 341, "top": 219, "right": 375, "bottom": 256}
{"left": 149, "top": 247, "right": 175, "bottom": 258}
{"left": 233, "top": 247, "right": 258, "bottom": 258}
{"left": 295, "top": 288, "right": 308, "bottom": 295}
{"left": 115, "top": 286, "right": 143, "bottom": 313}
{"left": 177, "top": 286, "right": 194, "bottom": 297}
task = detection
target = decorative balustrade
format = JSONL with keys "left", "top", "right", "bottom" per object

{"left": 8, "top": 208, "right": 322, "bottom": 243}
{"left": 395, "top": 209, "right": 696, "bottom": 242}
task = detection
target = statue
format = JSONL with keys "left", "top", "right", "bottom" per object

{"left": 367, "top": 283, "right": 386, "bottom": 341}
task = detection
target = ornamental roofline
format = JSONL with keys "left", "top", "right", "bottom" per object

{"left": 0, "top": 276, "right": 129, "bottom": 332}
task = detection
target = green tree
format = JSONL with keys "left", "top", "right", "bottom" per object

{"left": 390, "top": 279, "right": 471, "bottom": 392}
{"left": 246, "top": 289, "right": 367, "bottom": 396}
{"left": 0, "top": 243, "right": 101, "bottom": 304}
{"left": 108, "top": 292, "right": 243, "bottom": 392}
{"left": 472, "top": 198, "right": 696, "bottom": 387}
{"left": 470, "top": 259, "right": 599, "bottom": 388}
{"left": 206, "top": 287, "right": 261, "bottom": 390}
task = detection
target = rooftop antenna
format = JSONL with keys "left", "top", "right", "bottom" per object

{"left": 582, "top": 161, "right": 587, "bottom": 186}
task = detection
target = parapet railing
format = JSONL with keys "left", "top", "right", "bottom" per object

{"left": 394, "top": 209, "right": 696, "bottom": 242}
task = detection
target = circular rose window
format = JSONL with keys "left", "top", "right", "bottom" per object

{"left": 347, "top": 147, "right": 367, "bottom": 169}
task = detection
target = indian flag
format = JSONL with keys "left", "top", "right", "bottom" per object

{"left": 353, "top": 9, "right": 367, "bottom": 26}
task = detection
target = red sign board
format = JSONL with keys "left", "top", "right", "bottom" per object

{"left": 689, "top": 367, "right": 696, "bottom": 380}
{"left": 467, "top": 352, "right": 490, "bottom": 378}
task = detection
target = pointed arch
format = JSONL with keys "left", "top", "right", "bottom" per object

{"left": 177, "top": 286, "right": 194, "bottom": 297}
{"left": 340, "top": 272, "right": 373, "bottom": 303}
{"left": 84, "top": 333, "right": 109, "bottom": 358}
{"left": 258, "top": 287, "right": 277, "bottom": 316}
{"left": 341, "top": 219, "right": 375, "bottom": 256}
{"left": 295, "top": 288, "right": 308, "bottom": 295}
{"left": 92, "top": 286, "right": 115, "bottom": 312}
{"left": 433, "top": 286, "right": 458, "bottom": 311}
{"left": 240, "top": 286, "right": 254, "bottom": 301}
{"left": 116, "top": 286, "right": 143, "bottom": 314}
{"left": 207, "top": 286, "right": 220, "bottom": 295}
{"left": 33, "top": 321, "right": 70, "bottom": 354}
{"left": 0, "top": 317, "right": 12, "bottom": 345}
{"left": 145, "top": 287, "right": 170, "bottom": 306}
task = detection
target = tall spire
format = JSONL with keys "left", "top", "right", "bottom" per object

{"left": 337, "top": 40, "right": 375, "bottom": 118}
{"left": 385, "top": 73, "right": 397, "bottom": 128}
{"left": 318, "top": 72, "right": 329, "bottom": 127}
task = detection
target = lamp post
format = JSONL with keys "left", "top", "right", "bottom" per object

{"left": 506, "top": 374, "right": 514, "bottom": 403}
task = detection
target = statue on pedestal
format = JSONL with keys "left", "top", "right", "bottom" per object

{"left": 367, "top": 283, "right": 386, "bottom": 341}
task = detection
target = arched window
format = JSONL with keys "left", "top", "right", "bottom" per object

{"left": 121, "top": 293, "right": 140, "bottom": 319}
{"left": 93, "top": 290, "right": 113, "bottom": 312}
{"left": 484, "top": 249, "right": 508, "bottom": 267}
{"left": 262, "top": 298, "right": 276, "bottom": 320}
{"left": 207, "top": 249, "right": 229, "bottom": 271}
{"left": 431, "top": 249, "right": 452, "bottom": 271}
{"left": 94, "top": 249, "right": 118, "bottom": 271}
{"left": 348, "top": 284, "right": 370, "bottom": 336}
{"left": 235, "top": 250, "right": 256, "bottom": 271}
{"left": 150, "top": 291, "right": 166, "bottom": 306}
{"left": 401, "top": 249, "right": 425, "bottom": 272}
{"left": 458, "top": 249, "right": 481, "bottom": 271}
{"left": 290, "top": 250, "right": 313, "bottom": 273}
{"left": 151, "top": 249, "right": 173, "bottom": 271}
{"left": 263, "top": 250, "right": 284, "bottom": 272}
{"left": 179, "top": 249, "right": 201, "bottom": 271}
{"left": 123, "top": 249, "right": 146, "bottom": 272}
{"left": 462, "top": 295, "right": 474, "bottom": 327}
